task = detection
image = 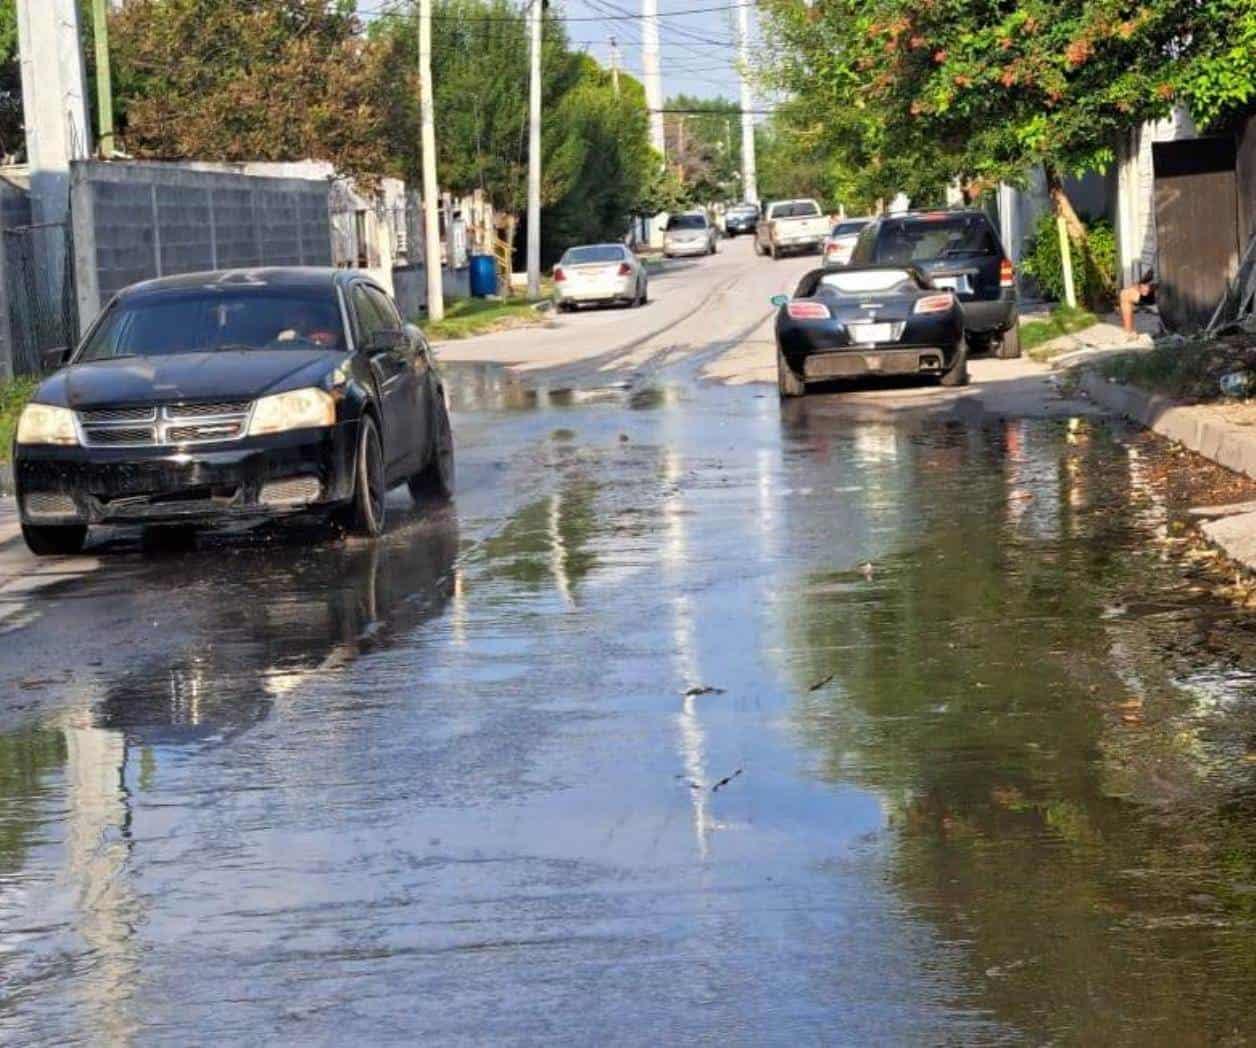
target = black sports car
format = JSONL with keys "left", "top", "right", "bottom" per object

{"left": 13, "top": 268, "right": 454, "bottom": 555}
{"left": 773, "top": 264, "right": 968, "bottom": 397}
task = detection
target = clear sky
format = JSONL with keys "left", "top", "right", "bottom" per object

{"left": 357, "top": 0, "right": 749, "bottom": 103}
{"left": 558, "top": 0, "right": 746, "bottom": 103}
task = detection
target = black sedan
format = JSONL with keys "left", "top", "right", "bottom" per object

{"left": 13, "top": 268, "right": 454, "bottom": 555}
{"left": 773, "top": 265, "right": 968, "bottom": 397}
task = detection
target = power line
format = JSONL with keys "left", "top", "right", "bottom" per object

{"left": 360, "top": 0, "right": 756, "bottom": 24}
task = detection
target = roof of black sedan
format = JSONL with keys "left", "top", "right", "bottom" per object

{"left": 117, "top": 267, "right": 352, "bottom": 299}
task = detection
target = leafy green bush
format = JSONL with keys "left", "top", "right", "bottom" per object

{"left": 0, "top": 376, "right": 37, "bottom": 464}
{"left": 1020, "top": 212, "right": 1117, "bottom": 310}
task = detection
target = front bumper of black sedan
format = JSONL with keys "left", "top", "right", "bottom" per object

{"left": 15, "top": 421, "right": 358, "bottom": 527}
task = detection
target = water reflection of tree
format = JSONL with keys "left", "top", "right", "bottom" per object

{"left": 782, "top": 414, "right": 1256, "bottom": 1043}
{"left": 480, "top": 479, "right": 599, "bottom": 594}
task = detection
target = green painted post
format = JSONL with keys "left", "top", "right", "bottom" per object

{"left": 91, "top": 0, "right": 115, "bottom": 157}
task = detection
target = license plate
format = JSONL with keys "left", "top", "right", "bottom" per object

{"left": 848, "top": 322, "right": 893, "bottom": 343}
{"left": 933, "top": 275, "right": 973, "bottom": 294}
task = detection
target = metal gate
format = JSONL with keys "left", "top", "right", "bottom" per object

{"left": 4, "top": 220, "right": 78, "bottom": 376}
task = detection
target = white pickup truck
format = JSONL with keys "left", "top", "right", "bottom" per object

{"left": 755, "top": 199, "right": 829, "bottom": 259}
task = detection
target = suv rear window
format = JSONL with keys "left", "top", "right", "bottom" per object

{"left": 832, "top": 220, "right": 869, "bottom": 237}
{"left": 667, "top": 214, "right": 708, "bottom": 230}
{"left": 869, "top": 214, "right": 999, "bottom": 264}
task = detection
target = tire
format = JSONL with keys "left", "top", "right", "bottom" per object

{"left": 336, "top": 414, "right": 387, "bottom": 537}
{"left": 939, "top": 341, "right": 970, "bottom": 387}
{"left": 641, "top": 281, "right": 649, "bottom": 305}
{"left": 769, "top": 243, "right": 779, "bottom": 261}
{"left": 996, "top": 317, "right": 1022, "bottom": 359}
{"left": 777, "top": 348, "right": 806, "bottom": 398}
{"left": 409, "top": 393, "right": 455, "bottom": 504}
{"left": 22, "top": 523, "right": 87, "bottom": 556}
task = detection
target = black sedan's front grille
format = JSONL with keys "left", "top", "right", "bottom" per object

{"left": 77, "top": 402, "right": 253, "bottom": 447}
{"left": 167, "top": 401, "right": 251, "bottom": 419}
{"left": 78, "top": 406, "right": 157, "bottom": 424}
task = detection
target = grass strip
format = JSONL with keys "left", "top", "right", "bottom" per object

{"left": 420, "top": 298, "right": 547, "bottom": 341}
{"left": 1022, "top": 306, "right": 1099, "bottom": 360}
{"left": 0, "top": 376, "right": 37, "bottom": 464}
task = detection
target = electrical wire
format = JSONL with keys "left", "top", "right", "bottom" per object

{"left": 358, "top": 0, "right": 755, "bottom": 24}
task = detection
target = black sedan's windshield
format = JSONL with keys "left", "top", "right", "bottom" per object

{"left": 79, "top": 289, "right": 347, "bottom": 361}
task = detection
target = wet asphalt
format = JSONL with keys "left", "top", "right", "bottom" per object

{"left": 7, "top": 248, "right": 1256, "bottom": 1044}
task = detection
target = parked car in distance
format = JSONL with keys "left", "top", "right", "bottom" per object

{"left": 12, "top": 268, "right": 454, "bottom": 555}
{"left": 848, "top": 209, "right": 1020, "bottom": 357}
{"left": 724, "top": 202, "right": 760, "bottom": 237}
{"left": 772, "top": 264, "right": 968, "bottom": 397}
{"left": 755, "top": 199, "right": 829, "bottom": 259}
{"left": 663, "top": 212, "right": 718, "bottom": 258}
{"left": 553, "top": 243, "right": 648, "bottom": 311}
{"left": 822, "top": 217, "right": 873, "bottom": 269}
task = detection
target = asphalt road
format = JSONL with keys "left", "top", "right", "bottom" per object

{"left": 6, "top": 239, "right": 1256, "bottom": 1043}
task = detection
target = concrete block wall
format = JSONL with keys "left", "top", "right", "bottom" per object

{"left": 70, "top": 160, "right": 332, "bottom": 328}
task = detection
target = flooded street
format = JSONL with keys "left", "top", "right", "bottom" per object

{"left": 7, "top": 353, "right": 1256, "bottom": 1043}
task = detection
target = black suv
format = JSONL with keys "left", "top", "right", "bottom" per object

{"left": 849, "top": 209, "right": 1020, "bottom": 357}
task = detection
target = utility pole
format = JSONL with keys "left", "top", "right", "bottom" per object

{"left": 90, "top": 0, "right": 115, "bottom": 156}
{"left": 609, "top": 37, "right": 620, "bottom": 97}
{"left": 641, "top": 0, "right": 664, "bottom": 156}
{"left": 736, "top": 0, "right": 758, "bottom": 204}
{"left": 418, "top": 0, "right": 444, "bottom": 320}
{"left": 526, "top": 0, "right": 542, "bottom": 299}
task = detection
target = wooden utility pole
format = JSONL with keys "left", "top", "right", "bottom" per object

{"left": 609, "top": 37, "right": 620, "bottom": 97}
{"left": 90, "top": 0, "right": 114, "bottom": 156}
{"left": 526, "top": 0, "right": 542, "bottom": 299}
{"left": 418, "top": 0, "right": 444, "bottom": 320}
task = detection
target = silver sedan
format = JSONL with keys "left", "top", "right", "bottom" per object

{"left": 663, "top": 212, "right": 718, "bottom": 258}
{"left": 553, "top": 244, "right": 649, "bottom": 311}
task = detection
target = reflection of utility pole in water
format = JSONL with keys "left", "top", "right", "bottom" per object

{"left": 62, "top": 715, "right": 137, "bottom": 1044}
{"left": 660, "top": 448, "right": 711, "bottom": 859}
{"left": 15, "top": 0, "right": 92, "bottom": 356}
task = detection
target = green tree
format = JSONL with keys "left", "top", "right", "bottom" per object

{"left": 662, "top": 94, "right": 739, "bottom": 199}
{"left": 758, "top": 0, "right": 1255, "bottom": 235}
{"left": 110, "top": 0, "right": 388, "bottom": 176}
{"left": 0, "top": 0, "right": 20, "bottom": 160}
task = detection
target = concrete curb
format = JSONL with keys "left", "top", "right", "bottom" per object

{"left": 1079, "top": 371, "right": 1256, "bottom": 569}
{"left": 1079, "top": 372, "right": 1256, "bottom": 482}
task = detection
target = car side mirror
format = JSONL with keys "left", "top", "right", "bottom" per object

{"left": 41, "top": 345, "right": 71, "bottom": 369}
{"left": 402, "top": 322, "right": 430, "bottom": 355}
{"left": 364, "top": 328, "right": 404, "bottom": 354}
{"left": 770, "top": 294, "right": 789, "bottom": 308}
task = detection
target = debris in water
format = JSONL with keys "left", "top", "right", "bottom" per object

{"left": 808, "top": 674, "right": 835, "bottom": 692}
{"left": 684, "top": 685, "right": 725, "bottom": 697}
{"left": 711, "top": 769, "right": 743, "bottom": 792}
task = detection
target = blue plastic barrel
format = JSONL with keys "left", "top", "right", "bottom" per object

{"left": 469, "top": 254, "right": 497, "bottom": 297}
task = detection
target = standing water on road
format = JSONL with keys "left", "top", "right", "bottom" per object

{"left": 4, "top": 375, "right": 1256, "bottom": 1043}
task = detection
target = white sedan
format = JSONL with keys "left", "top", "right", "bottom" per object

{"left": 822, "top": 217, "right": 872, "bottom": 268}
{"left": 553, "top": 244, "right": 648, "bottom": 311}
